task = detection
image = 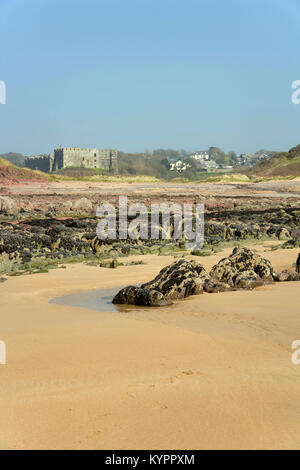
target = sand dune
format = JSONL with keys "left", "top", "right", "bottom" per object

{"left": 0, "top": 244, "right": 299, "bottom": 449}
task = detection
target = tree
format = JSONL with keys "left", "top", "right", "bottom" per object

{"left": 209, "top": 147, "right": 226, "bottom": 164}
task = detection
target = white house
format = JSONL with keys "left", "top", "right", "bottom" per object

{"left": 190, "top": 150, "right": 210, "bottom": 162}
{"left": 169, "top": 159, "right": 191, "bottom": 172}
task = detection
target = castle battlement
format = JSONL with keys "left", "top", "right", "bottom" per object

{"left": 25, "top": 154, "right": 54, "bottom": 172}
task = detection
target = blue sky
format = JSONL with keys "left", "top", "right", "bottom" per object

{"left": 0, "top": 0, "right": 300, "bottom": 155}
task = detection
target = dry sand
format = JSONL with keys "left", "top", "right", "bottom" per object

{"left": 0, "top": 244, "right": 299, "bottom": 449}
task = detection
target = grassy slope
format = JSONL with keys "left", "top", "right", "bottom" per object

{"left": 52, "top": 166, "right": 162, "bottom": 182}
{"left": 0, "top": 157, "right": 16, "bottom": 167}
{"left": 0, "top": 158, "right": 50, "bottom": 181}
{"left": 0, "top": 152, "right": 26, "bottom": 167}
{"left": 247, "top": 145, "right": 300, "bottom": 177}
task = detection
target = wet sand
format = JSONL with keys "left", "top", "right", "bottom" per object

{"left": 0, "top": 244, "right": 299, "bottom": 449}
{"left": 3, "top": 177, "right": 300, "bottom": 198}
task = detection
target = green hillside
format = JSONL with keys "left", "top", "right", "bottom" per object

{"left": 248, "top": 145, "right": 300, "bottom": 177}
{"left": 0, "top": 157, "right": 49, "bottom": 182}
{"left": 0, "top": 152, "right": 26, "bottom": 167}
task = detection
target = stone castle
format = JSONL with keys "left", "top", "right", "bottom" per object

{"left": 25, "top": 147, "right": 118, "bottom": 173}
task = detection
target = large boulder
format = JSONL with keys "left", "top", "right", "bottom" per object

{"left": 113, "top": 259, "right": 210, "bottom": 306}
{"left": 112, "top": 286, "right": 171, "bottom": 307}
{"left": 141, "top": 258, "right": 209, "bottom": 300}
{"left": 210, "top": 247, "right": 275, "bottom": 289}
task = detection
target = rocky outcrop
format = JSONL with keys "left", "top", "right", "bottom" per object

{"left": 210, "top": 247, "right": 275, "bottom": 288}
{"left": 113, "top": 247, "right": 297, "bottom": 307}
{"left": 113, "top": 259, "right": 212, "bottom": 306}
{"left": 112, "top": 286, "right": 172, "bottom": 307}
{"left": 113, "top": 258, "right": 233, "bottom": 306}
{"left": 113, "top": 259, "right": 208, "bottom": 306}
{"left": 141, "top": 259, "right": 208, "bottom": 299}
{"left": 0, "top": 199, "right": 298, "bottom": 278}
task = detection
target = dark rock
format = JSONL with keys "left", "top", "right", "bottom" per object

{"left": 141, "top": 259, "right": 208, "bottom": 300}
{"left": 233, "top": 270, "right": 265, "bottom": 289}
{"left": 112, "top": 249, "right": 285, "bottom": 306}
{"left": 296, "top": 253, "right": 300, "bottom": 274}
{"left": 210, "top": 247, "right": 275, "bottom": 288}
{"left": 113, "top": 259, "right": 208, "bottom": 306}
{"left": 203, "top": 279, "right": 234, "bottom": 293}
{"left": 112, "top": 286, "right": 171, "bottom": 307}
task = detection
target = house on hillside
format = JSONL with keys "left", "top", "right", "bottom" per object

{"left": 169, "top": 159, "right": 191, "bottom": 172}
{"left": 237, "top": 153, "right": 268, "bottom": 167}
{"left": 190, "top": 150, "right": 210, "bottom": 162}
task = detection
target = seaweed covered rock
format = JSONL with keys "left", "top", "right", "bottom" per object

{"left": 232, "top": 270, "right": 265, "bottom": 289}
{"left": 203, "top": 278, "right": 235, "bottom": 293}
{"left": 113, "top": 246, "right": 300, "bottom": 306}
{"left": 141, "top": 258, "right": 209, "bottom": 300}
{"left": 112, "top": 286, "right": 171, "bottom": 307}
{"left": 113, "top": 259, "right": 209, "bottom": 306}
{"left": 210, "top": 247, "right": 275, "bottom": 288}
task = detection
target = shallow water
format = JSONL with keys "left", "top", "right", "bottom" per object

{"left": 49, "top": 286, "right": 172, "bottom": 313}
{"left": 49, "top": 287, "right": 126, "bottom": 312}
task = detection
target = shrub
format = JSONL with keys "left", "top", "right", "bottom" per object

{"left": 0, "top": 253, "right": 21, "bottom": 274}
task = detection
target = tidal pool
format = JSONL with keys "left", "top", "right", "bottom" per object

{"left": 49, "top": 286, "right": 126, "bottom": 313}
{"left": 49, "top": 286, "right": 170, "bottom": 313}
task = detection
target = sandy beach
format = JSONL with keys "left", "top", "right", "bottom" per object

{"left": 0, "top": 243, "right": 299, "bottom": 450}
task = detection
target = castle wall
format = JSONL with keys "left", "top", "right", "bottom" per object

{"left": 25, "top": 154, "right": 53, "bottom": 173}
{"left": 53, "top": 149, "right": 64, "bottom": 171}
